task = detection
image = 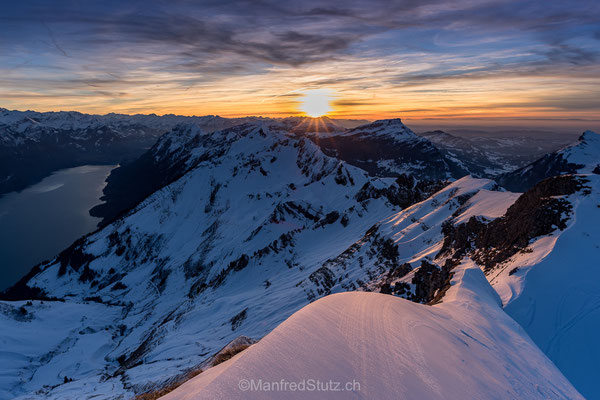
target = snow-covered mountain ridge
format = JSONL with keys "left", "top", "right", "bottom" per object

{"left": 312, "top": 119, "right": 469, "bottom": 180}
{"left": 1, "top": 120, "right": 450, "bottom": 399}
{"left": 3, "top": 165, "right": 598, "bottom": 398}
{"left": 0, "top": 110, "right": 599, "bottom": 399}
{"left": 91, "top": 118, "right": 452, "bottom": 226}
{"left": 486, "top": 174, "right": 600, "bottom": 398}
{"left": 0, "top": 108, "right": 253, "bottom": 142}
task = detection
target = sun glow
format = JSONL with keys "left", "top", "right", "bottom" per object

{"left": 298, "top": 89, "right": 333, "bottom": 117}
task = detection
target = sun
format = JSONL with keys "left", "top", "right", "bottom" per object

{"left": 298, "top": 89, "right": 333, "bottom": 117}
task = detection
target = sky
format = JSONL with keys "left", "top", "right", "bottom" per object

{"left": 1, "top": 0, "right": 599, "bottom": 130}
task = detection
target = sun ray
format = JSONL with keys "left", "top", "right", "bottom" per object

{"left": 298, "top": 89, "right": 333, "bottom": 117}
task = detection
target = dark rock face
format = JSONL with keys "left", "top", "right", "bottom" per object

{"left": 56, "top": 237, "right": 95, "bottom": 276}
{"left": 377, "top": 259, "right": 457, "bottom": 305}
{"left": 308, "top": 266, "right": 336, "bottom": 297}
{"left": 355, "top": 174, "right": 448, "bottom": 208}
{"left": 378, "top": 263, "right": 413, "bottom": 296}
{"left": 230, "top": 308, "right": 248, "bottom": 331}
{"left": 315, "top": 211, "right": 340, "bottom": 228}
{"left": 410, "top": 260, "right": 456, "bottom": 305}
{"left": 439, "top": 175, "right": 589, "bottom": 270}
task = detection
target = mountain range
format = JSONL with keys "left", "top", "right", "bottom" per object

{"left": 0, "top": 111, "right": 598, "bottom": 399}
{"left": 0, "top": 108, "right": 264, "bottom": 197}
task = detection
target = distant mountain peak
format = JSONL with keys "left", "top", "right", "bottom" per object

{"left": 354, "top": 118, "right": 408, "bottom": 130}
{"left": 344, "top": 118, "right": 421, "bottom": 143}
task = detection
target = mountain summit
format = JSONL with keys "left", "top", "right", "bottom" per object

{"left": 314, "top": 119, "right": 467, "bottom": 180}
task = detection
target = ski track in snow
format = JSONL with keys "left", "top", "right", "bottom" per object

{"left": 163, "top": 262, "right": 582, "bottom": 400}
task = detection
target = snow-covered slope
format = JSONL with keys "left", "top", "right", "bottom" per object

{"left": 486, "top": 174, "right": 600, "bottom": 399}
{"left": 165, "top": 175, "right": 600, "bottom": 400}
{"left": 428, "top": 173, "right": 599, "bottom": 399}
{"left": 90, "top": 118, "right": 345, "bottom": 226}
{"left": 163, "top": 265, "right": 581, "bottom": 400}
{"left": 93, "top": 118, "right": 459, "bottom": 228}
{"left": 0, "top": 300, "right": 123, "bottom": 399}
{"left": 0, "top": 121, "right": 440, "bottom": 399}
{"left": 497, "top": 130, "right": 600, "bottom": 191}
{"left": 5, "top": 166, "right": 593, "bottom": 398}
{"left": 303, "top": 173, "right": 600, "bottom": 398}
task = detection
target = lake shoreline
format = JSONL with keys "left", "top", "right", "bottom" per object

{"left": 0, "top": 165, "right": 116, "bottom": 291}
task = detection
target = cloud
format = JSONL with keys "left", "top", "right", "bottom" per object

{"left": 0, "top": 0, "right": 599, "bottom": 122}
{"left": 541, "top": 43, "right": 598, "bottom": 65}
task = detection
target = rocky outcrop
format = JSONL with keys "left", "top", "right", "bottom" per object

{"left": 439, "top": 175, "right": 590, "bottom": 270}
{"left": 355, "top": 174, "right": 448, "bottom": 208}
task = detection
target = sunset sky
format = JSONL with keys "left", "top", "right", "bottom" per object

{"left": 1, "top": 0, "right": 599, "bottom": 129}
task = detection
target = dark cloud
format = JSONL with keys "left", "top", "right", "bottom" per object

{"left": 541, "top": 43, "right": 598, "bottom": 65}
{"left": 0, "top": 1, "right": 369, "bottom": 69}
{"left": 2, "top": 0, "right": 599, "bottom": 74}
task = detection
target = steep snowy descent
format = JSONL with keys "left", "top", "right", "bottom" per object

{"left": 486, "top": 174, "right": 600, "bottom": 399}
{"left": 336, "top": 172, "right": 599, "bottom": 398}
{"left": 420, "top": 173, "right": 599, "bottom": 399}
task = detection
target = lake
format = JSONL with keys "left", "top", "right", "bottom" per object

{"left": 0, "top": 165, "right": 115, "bottom": 291}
